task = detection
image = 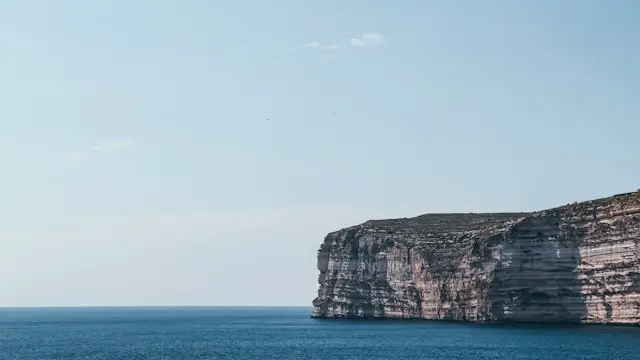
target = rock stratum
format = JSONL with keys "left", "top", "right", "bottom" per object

{"left": 312, "top": 191, "right": 640, "bottom": 325}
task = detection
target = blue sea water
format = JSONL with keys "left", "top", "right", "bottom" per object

{"left": 0, "top": 307, "right": 639, "bottom": 359}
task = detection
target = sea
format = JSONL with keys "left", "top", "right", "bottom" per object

{"left": 0, "top": 306, "right": 638, "bottom": 359}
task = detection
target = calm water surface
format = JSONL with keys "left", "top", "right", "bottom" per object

{"left": 0, "top": 307, "right": 638, "bottom": 359}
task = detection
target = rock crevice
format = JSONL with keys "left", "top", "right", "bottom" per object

{"left": 312, "top": 191, "right": 640, "bottom": 324}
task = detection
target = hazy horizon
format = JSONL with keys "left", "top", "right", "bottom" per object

{"left": 1, "top": 1, "right": 639, "bottom": 307}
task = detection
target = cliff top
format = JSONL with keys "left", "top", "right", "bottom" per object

{"left": 354, "top": 190, "right": 640, "bottom": 232}
{"left": 363, "top": 213, "right": 525, "bottom": 231}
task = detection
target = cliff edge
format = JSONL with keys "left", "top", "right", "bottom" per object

{"left": 312, "top": 191, "right": 640, "bottom": 324}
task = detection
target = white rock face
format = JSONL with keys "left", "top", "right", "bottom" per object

{"left": 312, "top": 191, "right": 640, "bottom": 325}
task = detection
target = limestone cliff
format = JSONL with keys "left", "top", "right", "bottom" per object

{"left": 312, "top": 191, "right": 640, "bottom": 324}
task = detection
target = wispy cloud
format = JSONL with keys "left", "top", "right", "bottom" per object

{"left": 69, "top": 139, "right": 136, "bottom": 162}
{"left": 321, "top": 43, "right": 340, "bottom": 51}
{"left": 349, "top": 32, "right": 384, "bottom": 47}
{"left": 293, "top": 41, "right": 341, "bottom": 52}
{"left": 289, "top": 32, "right": 384, "bottom": 59}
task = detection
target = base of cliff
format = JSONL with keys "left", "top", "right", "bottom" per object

{"left": 310, "top": 314, "right": 640, "bottom": 327}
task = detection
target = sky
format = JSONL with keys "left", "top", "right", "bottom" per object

{"left": 0, "top": 1, "right": 638, "bottom": 307}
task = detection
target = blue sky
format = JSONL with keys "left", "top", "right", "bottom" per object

{"left": 0, "top": 1, "right": 638, "bottom": 306}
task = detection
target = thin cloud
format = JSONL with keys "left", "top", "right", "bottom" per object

{"left": 68, "top": 139, "right": 136, "bottom": 162}
{"left": 349, "top": 32, "right": 384, "bottom": 47}
{"left": 321, "top": 43, "right": 340, "bottom": 51}
{"left": 293, "top": 41, "right": 340, "bottom": 51}
{"left": 289, "top": 32, "right": 383, "bottom": 56}
{"left": 349, "top": 39, "right": 365, "bottom": 47}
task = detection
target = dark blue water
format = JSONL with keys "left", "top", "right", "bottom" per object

{"left": 0, "top": 307, "right": 638, "bottom": 359}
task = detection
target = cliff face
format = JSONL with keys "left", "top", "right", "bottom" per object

{"left": 312, "top": 191, "right": 640, "bottom": 325}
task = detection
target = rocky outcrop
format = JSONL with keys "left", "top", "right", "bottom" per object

{"left": 312, "top": 191, "right": 640, "bottom": 325}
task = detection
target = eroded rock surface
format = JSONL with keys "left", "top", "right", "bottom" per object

{"left": 312, "top": 191, "right": 640, "bottom": 324}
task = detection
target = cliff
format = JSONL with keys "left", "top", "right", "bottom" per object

{"left": 312, "top": 191, "right": 640, "bottom": 325}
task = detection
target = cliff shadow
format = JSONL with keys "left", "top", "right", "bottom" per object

{"left": 488, "top": 215, "right": 588, "bottom": 324}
